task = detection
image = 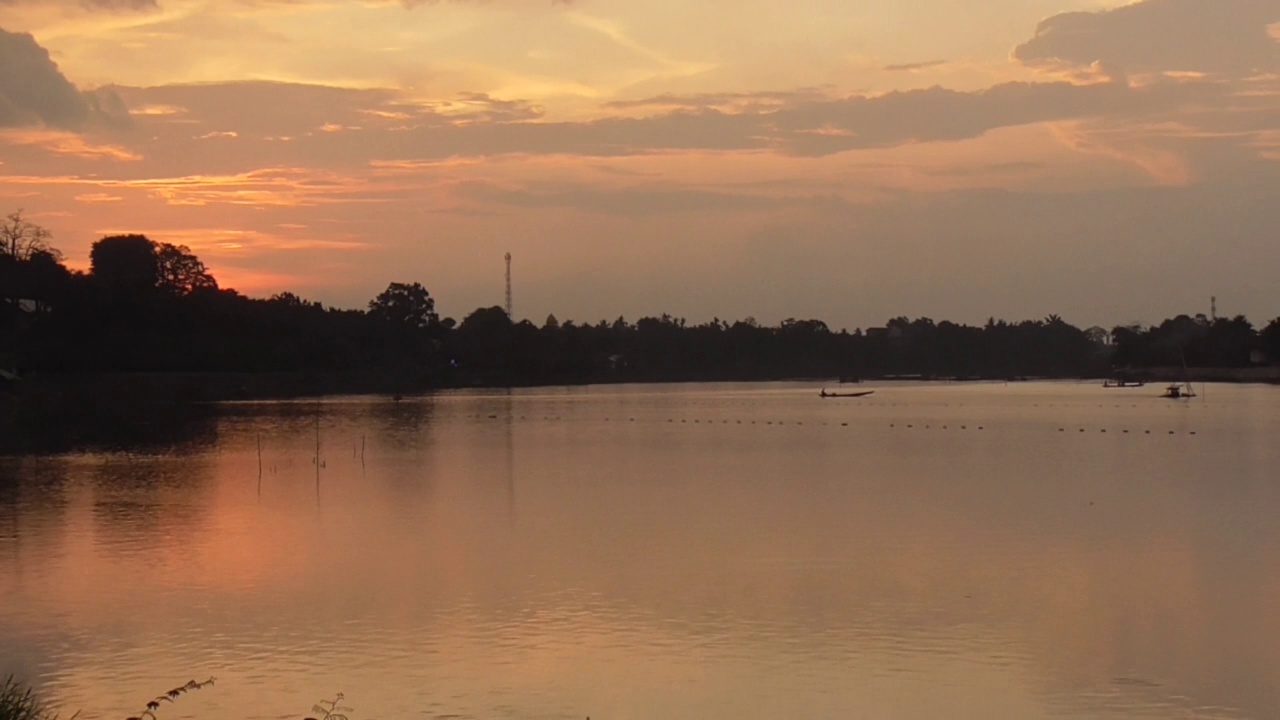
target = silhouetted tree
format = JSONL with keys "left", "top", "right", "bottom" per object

{"left": 0, "top": 210, "right": 60, "bottom": 262}
{"left": 156, "top": 243, "right": 217, "bottom": 295}
{"left": 368, "top": 282, "right": 438, "bottom": 330}
{"left": 1, "top": 214, "right": 1274, "bottom": 389}
{"left": 91, "top": 235, "right": 158, "bottom": 294}
{"left": 1262, "top": 319, "right": 1280, "bottom": 363}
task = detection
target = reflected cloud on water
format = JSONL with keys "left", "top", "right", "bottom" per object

{"left": 0, "top": 383, "right": 1277, "bottom": 719}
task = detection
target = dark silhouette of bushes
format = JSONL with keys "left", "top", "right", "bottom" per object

{"left": 0, "top": 216, "right": 1275, "bottom": 391}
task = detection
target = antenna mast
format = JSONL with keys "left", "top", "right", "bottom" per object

{"left": 505, "top": 252, "right": 513, "bottom": 319}
{"left": 1210, "top": 296, "right": 1217, "bottom": 322}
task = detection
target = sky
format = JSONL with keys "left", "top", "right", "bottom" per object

{"left": 0, "top": 0, "right": 1277, "bottom": 329}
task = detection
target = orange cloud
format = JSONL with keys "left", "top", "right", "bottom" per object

{"left": 0, "top": 129, "right": 142, "bottom": 161}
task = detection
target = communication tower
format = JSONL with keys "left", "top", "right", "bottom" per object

{"left": 505, "top": 252, "right": 513, "bottom": 319}
{"left": 1210, "top": 296, "right": 1217, "bottom": 322}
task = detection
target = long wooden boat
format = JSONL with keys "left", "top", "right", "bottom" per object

{"left": 820, "top": 389, "right": 874, "bottom": 398}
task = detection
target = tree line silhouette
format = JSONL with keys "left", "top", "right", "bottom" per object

{"left": 2, "top": 211, "right": 1278, "bottom": 394}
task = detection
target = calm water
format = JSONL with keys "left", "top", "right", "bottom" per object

{"left": 2, "top": 381, "right": 1278, "bottom": 719}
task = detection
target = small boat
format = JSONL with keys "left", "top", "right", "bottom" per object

{"left": 1161, "top": 350, "right": 1197, "bottom": 399}
{"left": 1103, "top": 379, "right": 1145, "bottom": 388}
{"left": 820, "top": 389, "right": 874, "bottom": 398}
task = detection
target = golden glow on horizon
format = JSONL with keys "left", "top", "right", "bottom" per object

{"left": 0, "top": 0, "right": 1277, "bottom": 325}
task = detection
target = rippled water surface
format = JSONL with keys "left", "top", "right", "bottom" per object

{"left": 2, "top": 381, "right": 1279, "bottom": 719}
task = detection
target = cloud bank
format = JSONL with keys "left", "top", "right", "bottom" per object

{"left": 0, "top": 27, "right": 94, "bottom": 128}
{"left": 1014, "top": 0, "right": 1280, "bottom": 77}
{"left": 0, "top": 27, "right": 130, "bottom": 129}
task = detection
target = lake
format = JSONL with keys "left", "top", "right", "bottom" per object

{"left": 2, "top": 381, "right": 1278, "bottom": 719}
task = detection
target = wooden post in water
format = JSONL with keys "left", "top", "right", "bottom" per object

{"left": 315, "top": 412, "right": 321, "bottom": 504}
{"left": 256, "top": 433, "right": 263, "bottom": 496}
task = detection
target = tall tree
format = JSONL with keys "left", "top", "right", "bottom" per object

{"left": 90, "top": 235, "right": 158, "bottom": 293}
{"left": 1, "top": 210, "right": 61, "bottom": 261}
{"left": 368, "top": 282, "right": 438, "bottom": 329}
{"left": 1262, "top": 318, "right": 1280, "bottom": 363}
{"left": 156, "top": 242, "right": 217, "bottom": 295}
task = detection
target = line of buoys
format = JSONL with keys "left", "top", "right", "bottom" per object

{"left": 468, "top": 414, "right": 1202, "bottom": 437}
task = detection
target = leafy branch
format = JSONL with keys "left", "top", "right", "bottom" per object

{"left": 305, "top": 692, "right": 353, "bottom": 720}
{"left": 124, "top": 678, "right": 215, "bottom": 720}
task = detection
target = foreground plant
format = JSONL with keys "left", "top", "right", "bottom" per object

{"left": 0, "top": 677, "right": 62, "bottom": 720}
{"left": 124, "top": 678, "right": 215, "bottom": 720}
{"left": 306, "top": 692, "right": 353, "bottom": 720}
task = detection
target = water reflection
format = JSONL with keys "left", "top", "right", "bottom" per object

{"left": 0, "top": 383, "right": 1278, "bottom": 719}
{"left": 0, "top": 401, "right": 220, "bottom": 456}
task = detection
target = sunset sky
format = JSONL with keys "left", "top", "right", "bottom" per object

{"left": 1, "top": 0, "right": 1276, "bottom": 328}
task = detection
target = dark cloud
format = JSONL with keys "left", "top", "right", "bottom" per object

{"left": 596, "top": 81, "right": 1220, "bottom": 158}
{"left": 883, "top": 60, "right": 948, "bottom": 72}
{"left": 92, "top": 76, "right": 1227, "bottom": 181}
{"left": 772, "top": 80, "right": 1225, "bottom": 155}
{"left": 1014, "top": 0, "right": 1280, "bottom": 77}
{"left": 0, "top": 27, "right": 91, "bottom": 129}
{"left": 0, "top": 27, "right": 130, "bottom": 130}
{"left": 605, "top": 88, "right": 829, "bottom": 111}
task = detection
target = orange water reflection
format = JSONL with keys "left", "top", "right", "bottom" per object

{"left": 2, "top": 383, "right": 1278, "bottom": 719}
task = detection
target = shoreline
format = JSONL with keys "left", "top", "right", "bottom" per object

{"left": 5, "top": 367, "right": 1279, "bottom": 407}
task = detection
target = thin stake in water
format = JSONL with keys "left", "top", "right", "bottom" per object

{"left": 257, "top": 433, "right": 263, "bottom": 496}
